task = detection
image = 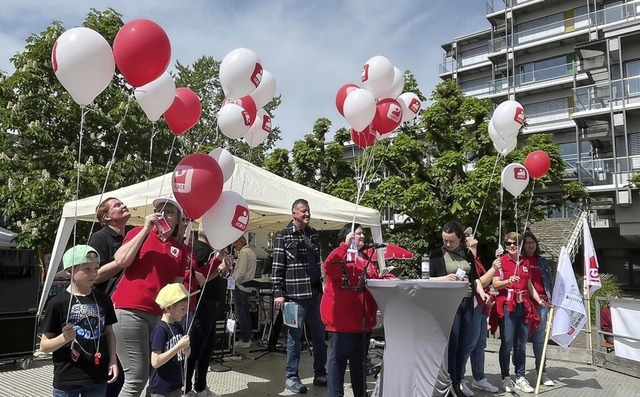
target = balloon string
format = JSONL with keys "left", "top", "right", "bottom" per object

{"left": 522, "top": 179, "right": 535, "bottom": 236}
{"left": 156, "top": 135, "right": 178, "bottom": 207}
{"left": 88, "top": 98, "right": 131, "bottom": 240}
{"left": 498, "top": 180, "right": 504, "bottom": 252}
{"left": 67, "top": 106, "right": 87, "bottom": 322}
{"left": 474, "top": 154, "right": 501, "bottom": 237}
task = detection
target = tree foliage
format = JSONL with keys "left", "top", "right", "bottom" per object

{"left": 0, "top": 8, "right": 279, "bottom": 251}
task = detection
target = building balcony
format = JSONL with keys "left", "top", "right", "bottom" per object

{"left": 576, "top": 155, "right": 640, "bottom": 188}
{"left": 486, "top": 0, "right": 545, "bottom": 17}
{"left": 574, "top": 76, "right": 640, "bottom": 115}
{"left": 523, "top": 107, "right": 575, "bottom": 134}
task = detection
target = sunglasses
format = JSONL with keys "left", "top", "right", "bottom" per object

{"left": 504, "top": 241, "right": 518, "bottom": 247}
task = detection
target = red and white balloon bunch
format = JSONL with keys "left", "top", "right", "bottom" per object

{"left": 335, "top": 55, "right": 422, "bottom": 148}
{"left": 171, "top": 148, "right": 250, "bottom": 249}
{"left": 52, "top": 20, "right": 202, "bottom": 135}
{"left": 217, "top": 48, "right": 275, "bottom": 148}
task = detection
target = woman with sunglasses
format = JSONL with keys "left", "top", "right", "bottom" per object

{"left": 111, "top": 195, "right": 191, "bottom": 397}
{"left": 493, "top": 232, "right": 551, "bottom": 394}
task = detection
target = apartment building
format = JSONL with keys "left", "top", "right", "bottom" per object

{"left": 440, "top": 0, "right": 640, "bottom": 289}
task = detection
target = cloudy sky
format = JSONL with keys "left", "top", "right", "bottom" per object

{"left": 0, "top": 0, "right": 489, "bottom": 149}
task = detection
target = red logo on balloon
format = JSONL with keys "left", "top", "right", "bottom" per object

{"left": 251, "top": 63, "right": 263, "bottom": 88}
{"left": 173, "top": 166, "right": 194, "bottom": 193}
{"left": 361, "top": 64, "right": 370, "bottom": 82}
{"left": 387, "top": 104, "right": 402, "bottom": 123}
{"left": 514, "top": 167, "right": 527, "bottom": 180}
{"left": 261, "top": 115, "right": 272, "bottom": 133}
{"left": 232, "top": 205, "right": 249, "bottom": 232}
{"left": 514, "top": 107, "right": 525, "bottom": 125}
{"left": 409, "top": 98, "right": 421, "bottom": 114}
{"left": 52, "top": 41, "right": 59, "bottom": 72}
{"left": 242, "top": 110, "right": 251, "bottom": 126}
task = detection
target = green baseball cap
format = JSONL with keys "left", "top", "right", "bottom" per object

{"left": 63, "top": 245, "right": 100, "bottom": 270}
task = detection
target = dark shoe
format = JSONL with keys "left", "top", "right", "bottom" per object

{"left": 313, "top": 375, "right": 327, "bottom": 386}
{"left": 285, "top": 377, "right": 307, "bottom": 394}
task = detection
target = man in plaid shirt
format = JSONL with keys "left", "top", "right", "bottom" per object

{"left": 272, "top": 199, "right": 328, "bottom": 394}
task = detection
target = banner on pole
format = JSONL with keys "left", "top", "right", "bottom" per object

{"left": 551, "top": 246, "right": 587, "bottom": 349}
{"left": 583, "top": 218, "right": 601, "bottom": 296}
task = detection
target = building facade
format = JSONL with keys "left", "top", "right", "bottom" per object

{"left": 440, "top": 0, "right": 640, "bottom": 289}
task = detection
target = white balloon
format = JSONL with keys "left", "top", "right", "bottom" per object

{"left": 201, "top": 191, "right": 250, "bottom": 249}
{"left": 343, "top": 88, "right": 376, "bottom": 132}
{"left": 244, "top": 109, "right": 271, "bottom": 148}
{"left": 501, "top": 163, "right": 530, "bottom": 197}
{"left": 208, "top": 147, "right": 235, "bottom": 182}
{"left": 52, "top": 27, "right": 115, "bottom": 106}
{"left": 217, "top": 103, "right": 252, "bottom": 139}
{"left": 380, "top": 67, "right": 405, "bottom": 99}
{"left": 492, "top": 100, "right": 525, "bottom": 140}
{"left": 361, "top": 55, "right": 395, "bottom": 99}
{"left": 134, "top": 72, "right": 175, "bottom": 122}
{"left": 489, "top": 119, "right": 513, "bottom": 153}
{"left": 219, "top": 48, "right": 263, "bottom": 100}
{"left": 249, "top": 70, "right": 276, "bottom": 109}
{"left": 397, "top": 92, "right": 422, "bottom": 122}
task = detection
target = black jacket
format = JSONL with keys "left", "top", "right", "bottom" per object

{"left": 429, "top": 247, "right": 478, "bottom": 291}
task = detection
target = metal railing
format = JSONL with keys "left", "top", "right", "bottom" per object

{"left": 576, "top": 155, "right": 640, "bottom": 186}
{"left": 486, "top": 0, "right": 537, "bottom": 14}
{"left": 525, "top": 106, "right": 573, "bottom": 125}
{"left": 574, "top": 75, "right": 640, "bottom": 112}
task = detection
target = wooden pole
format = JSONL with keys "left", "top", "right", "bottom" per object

{"left": 534, "top": 306, "right": 555, "bottom": 395}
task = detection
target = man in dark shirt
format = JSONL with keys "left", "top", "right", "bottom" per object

{"left": 89, "top": 197, "right": 130, "bottom": 295}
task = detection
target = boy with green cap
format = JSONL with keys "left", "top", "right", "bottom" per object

{"left": 41, "top": 244, "right": 118, "bottom": 397}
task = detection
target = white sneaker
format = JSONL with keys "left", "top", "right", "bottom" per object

{"left": 501, "top": 377, "right": 515, "bottom": 393}
{"left": 472, "top": 378, "right": 498, "bottom": 393}
{"left": 196, "top": 387, "right": 220, "bottom": 397}
{"left": 459, "top": 380, "right": 474, "bottom": 396}
{"left": 234, "top": 340, "right": 252, "bottom": 349}
{"left": 515, "top": 377, "right": 534, "bottom": 393}
{"left": 541, "top": 373, "right": 555, "bottom": 386}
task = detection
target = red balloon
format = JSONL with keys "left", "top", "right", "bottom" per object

{"left": 164, "top": 88, "right": 202, "bottom": 135}
{"left": 351, "top": 125, "right": 377, "bottom": 149}
{"left": 113, "top": 19, "right": 171, "bottom": 87}
{"left": 224, "top": 95, "right": 257, "bottom": 126}
{"left": 335, "top": 83, "right": 359, "bottom": 116}
{"left": 372, "top": 98, "right": 402, "bottom": 134}
{"left": 172, "top": 153, "right": 223, "bottom": 219}
{"left": 524, "top": 150, "right": 551, "bottom": 178}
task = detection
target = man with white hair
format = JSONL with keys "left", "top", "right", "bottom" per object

{"left": 232, "top": 235, "right": 257, "bottom": 349}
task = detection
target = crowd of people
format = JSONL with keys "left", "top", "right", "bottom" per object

{"left": 41, "top": 194, "right": 567, "bottom": 397}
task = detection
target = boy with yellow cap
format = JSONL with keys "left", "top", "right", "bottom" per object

{"left": 149, "top": 283, "right": 191, "bottom": 397}
{"left": 41, "top": 244, "right": 118, "bottom": 397}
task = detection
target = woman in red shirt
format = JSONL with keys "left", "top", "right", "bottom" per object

{"left": 111, "top": 196, "right": 190, "bottom": 397}
{"left": 320, "top": 223, "right": 384, "bottom": 397}
{"left": 492, "top": 232, "right": 550, "bottom": 394}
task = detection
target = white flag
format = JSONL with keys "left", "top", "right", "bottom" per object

{"left": 551, "top": 246, "right": 587, "bottom": 349}
{"left": 583, "top": 218, "right": 601, "bottom": 296}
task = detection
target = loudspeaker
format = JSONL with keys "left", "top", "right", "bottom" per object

{"left": 0, "top": 250, "right": 41, "bottom": 314}
{"left": 0, "top": 313, "right": 36, "bottom": 360}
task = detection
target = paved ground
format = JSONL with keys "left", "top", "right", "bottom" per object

{"left": 1, "top": 337, "right": 638, "bottom": 397}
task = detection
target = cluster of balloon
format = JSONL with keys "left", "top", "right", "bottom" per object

{"left": 501, "top": 163, "right": 530, "bottom": 197}
{"left": 171, "top": 148, "right": 250, "bottom": 249}
{"left": 524, "top": 150, "right": 551, "bottom": 179}
{"left": 489, "top": 100, "right": 525, "bottom": 156}
{"left": 335, "top": 55, "right": 421, "bottom": 148}
{"left": 217, "top": 48, "right": 275, "bottom": 148}
{"left": 52, "top": 20, "right": 202, "bottom": 136}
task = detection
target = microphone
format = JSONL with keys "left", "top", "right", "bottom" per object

{"left": 360, "top": 243, "right": 387, "bottom": 251}
{"left": 464, "top": 227, "right": 473, "bottom": 237}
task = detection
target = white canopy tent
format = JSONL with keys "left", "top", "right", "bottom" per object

{"left": 0, "top": 227, "right": 18, "bottom": 247}
{"left": 38, "top": 156, "right": 383, "bottom": 316}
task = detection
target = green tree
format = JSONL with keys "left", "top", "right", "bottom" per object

{"left": 0, "top": 8, "right": 280, "bottom": 251}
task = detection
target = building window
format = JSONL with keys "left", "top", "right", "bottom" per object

{"left": 515, "top": 12, "right": 563, "bottom": 44}
{"left": 518, "top": 55, "right": 571, "bottom": 85}
{"left": 459, "top": 46, "right": 489, "bottom": 67}
{"left": 460, "top": 76, "right": 491, "bottom": 96}
{"left": 524, "top": 98, "right": 571, "bottom": 124}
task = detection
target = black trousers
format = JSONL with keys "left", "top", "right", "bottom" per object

{"left": 185, "top": 298, "right": 224, "bottom": 392}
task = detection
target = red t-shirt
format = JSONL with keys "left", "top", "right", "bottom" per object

{"left": 524, "top": 255, "right": 547, "bottom": 301}
{"left": 112, "top": 227, "right": 189, "bottom": 315}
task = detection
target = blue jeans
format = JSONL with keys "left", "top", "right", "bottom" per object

{"left": 285, "top": 292, "right": 327, "bottom": 379}
{"left": 52, "top": 383, "right": 107, "bottom": 397}
{"left": 530, "top": 304, "right": 549, "bottom": 374}
{"left": 327, "top": 332, "right": 368, "bottom": 397}
{"left": 448, "top": 297, "right": 473, "bottom": 385}
{"left": 499, "top": 303, "right": 530, "bottom": 378}
{"left": 460, "top": 303, "right": 488, "bottom": 381}
{"left": 234, "top": 289, "right": 253, "bottom": 342}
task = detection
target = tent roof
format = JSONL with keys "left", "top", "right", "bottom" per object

{"left": 0, "top": 226, "right": 17, "bottom": 247}
{"left": 62, "top": 156, "right": 381, "bottom": 232}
